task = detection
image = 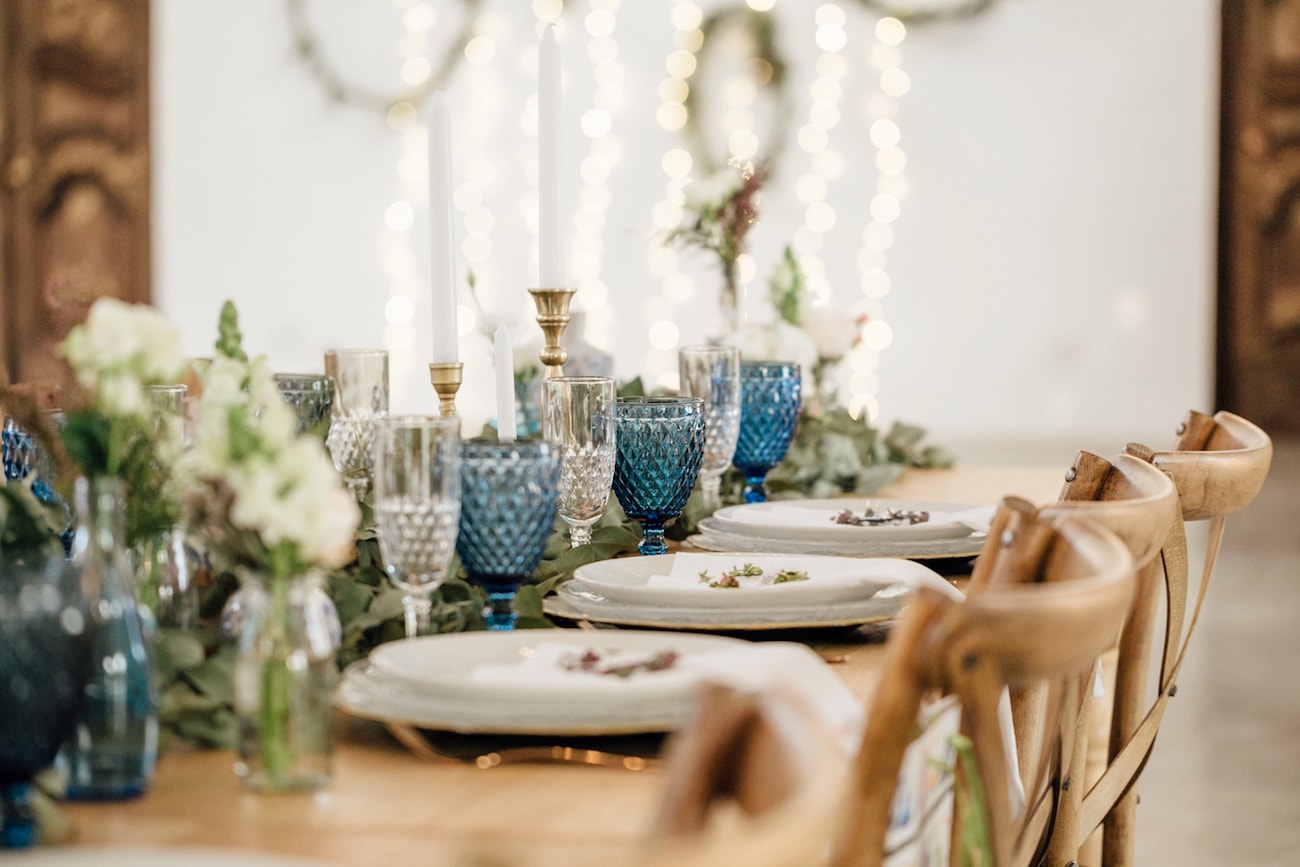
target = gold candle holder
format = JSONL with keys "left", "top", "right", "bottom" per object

{"left": 528, "top": 287, "right": 577, "bottom": 380}
{"left": 428, "top": 362, "right": 463, "bottom": 418}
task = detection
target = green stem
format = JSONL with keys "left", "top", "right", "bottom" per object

{"left": 258, "top": 578, "right": 294, "bottom": 785}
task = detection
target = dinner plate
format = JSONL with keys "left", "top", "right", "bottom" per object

{"left": 711, "top": 499, "right": 982, "bottom": 543}
{"left": 569, "top": 552, "right": 904, "bottom": 609}
{"left": 543, "top": 584, "right": 910, "bottom": 632}
{"left": 368, "top": 630, "right": 740, "bottom": 703}
{"left": 336, "top": 631, "right": 748, "bottom": 735}
{"left": 690, "top": 519, "right": 988, "bottom": 560}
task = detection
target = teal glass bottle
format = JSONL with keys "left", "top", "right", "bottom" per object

{"left": 58, "top": 477, "right": 159, "bottom": 800}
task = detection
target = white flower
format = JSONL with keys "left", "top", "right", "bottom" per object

{"left": 804, "top": 309, "right": 859, "bottom": 362}
{"left": 724, "top": 321, "right": 819, "bottom": 377}
{"left": 61, "top": 298, "right": 186, "bottom": 416}
{"left": 683, "top": 168, "right": 742, "bottom": 212}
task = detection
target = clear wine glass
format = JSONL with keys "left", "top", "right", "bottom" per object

{"left": 611, "top": 397, "right": 706, "bottom": 555}
{"left": 274, "top": 373, "right": 335, "bottom": 439}
{"left": 733, "top": 361, "right": 802, "bottom": 503}
{"left": 372, "top": 416, "right": 461, "bottom": 639}
{"left": 456, "top": 440, "right": 562, "bottom": 630}
{"left": 678, "top": 345, "right": 741, "bottom": 509}
{"left": 541, "top": 376, "right": 616, "bottom": 548}
{"left": 324, "top": 349, "right": 389, "bottom": 499}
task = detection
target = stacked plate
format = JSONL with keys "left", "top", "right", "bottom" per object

{"left": 334, "top": 630, "right": 747, "bottom": 735}
{"left": 688, "top": 498, "right": 991, "bottom": 560}
{"left": 543, "top": 551, "right": 957, "bottom": 632}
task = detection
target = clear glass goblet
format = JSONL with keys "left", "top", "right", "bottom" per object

{"left": 542, "top": 376, "right": 616, "bottom": 548}
{"left": 456, "top": 440, "right": 562, "bottom": 631}
{"left": 678, "top": 345, "right": 741, "bottom": 509}
{"left": 324, "top": 349, "right": 389, "bottom": 499}
{"left": 372, "top": 416, "right": 462, "bottom": 639}
{"left": 612, "top": 397, "right": 706, "bottom": 555}
{"left": 733, "top": 361, "right": 802, "bottom": 504}
{"left": 274, "top": 373, "right": 335, "bottom": 439}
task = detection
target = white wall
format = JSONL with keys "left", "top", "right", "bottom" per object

{"left": 154, "top": 0, "right": 1217, "bottom": 452}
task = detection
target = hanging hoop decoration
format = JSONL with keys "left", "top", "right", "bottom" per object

{"left": 682, "top": 7, "right": 792, "bottom": 177}
{"left": 852, "top": 0, "right": 1000, "bottom": 25}
{"left": 284, "top": 0, "right": 485, "bottom": 115}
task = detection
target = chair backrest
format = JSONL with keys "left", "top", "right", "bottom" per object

{"left": 645, "top": 680, "right": 850, "bottom": 867}
{"left": 831, "top": 509, "right": 1134, "bottom": 867}
{"left": 1068, "top": 410, "right": 1272, "bottom": 867}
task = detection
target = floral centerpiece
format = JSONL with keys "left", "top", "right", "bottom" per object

{"left": 668, "top": 161, "right": 766, "bottom": 334}
{"left": 178, "top": 301, "right": 359, "bottom": 791}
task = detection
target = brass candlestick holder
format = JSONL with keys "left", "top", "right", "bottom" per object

{"left": 428, "top": 362, "right": 463, "bottom": 418}
{"left": 528, "top": 287, "right": 577, "bottom": 380}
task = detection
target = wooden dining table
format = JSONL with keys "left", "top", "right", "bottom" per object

{"left": 55, "top": 466, "right": 1065, "bottom": 867}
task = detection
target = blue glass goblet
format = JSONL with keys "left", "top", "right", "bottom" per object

{"left": 0, "top": 551, "right": 93, "bottom": 848}
{"left": 732, "top": 361, "right": 802, "bottom": 503}
{"left": 612, "top": 397, "right": 707, "bottom": 555}
{"left": 2, "top": 413, "right": 74, "bottom": 555}
{"left": 456, "top": 440, "right": 562, "bottom": 631}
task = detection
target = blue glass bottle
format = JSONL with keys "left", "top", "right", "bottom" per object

{"left": 58, "top": 477, "right": 159, "bottom": 800}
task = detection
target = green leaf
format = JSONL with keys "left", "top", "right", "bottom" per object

{"left": 60, "top": 411, "right": 112, "bottom": 477}
{"left": 155, "top": 629, "right": 206, "bottom": 684}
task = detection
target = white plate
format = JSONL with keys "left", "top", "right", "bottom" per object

{"left": 711, "top": 499, "right": 980, "bottom": 543}
{"left": 367, "top": 630, "right": 741, "bottom": 704}
{"left": 691, "top": 520, "right": 987, "bottom": 560}
{"left": 545, "top": 582, "right": 912, "bottom": 632}
{"left": 569, "top": 553, "right": 902, "bottom": 609}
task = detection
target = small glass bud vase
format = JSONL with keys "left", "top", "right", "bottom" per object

{"left": 233, "top": 570, "right": 337, "bottom": 792}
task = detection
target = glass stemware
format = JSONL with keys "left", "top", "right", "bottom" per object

{"left": 372, "top": 416, "right": 462, "bottom": 639}
{"left": 541, "top": 376, "right": 616, "bottom": 548}
{"left": 274, "top": 373, "right": 335, "bottom": 439}
{"left": 612, "top": 396, "right": 706, "bottom": 555}
{"left": 677, "top": 345, "right": 741, "bottom": 509}
{"left": 2, "top": 412, "right": 74, "bottom": 555}
{"left": 733, "top": 361, "right": 802, "bottom": 504}
{"left": 324, "top": 349, "right": 389, "bottom": 499}
{"left": 456, "top": 440, "right": 561, "bottom": 630}
{"left": 0, "top": 552, "right": 93, "bottom": 847}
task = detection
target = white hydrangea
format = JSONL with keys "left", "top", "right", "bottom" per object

{"left": 723, "top": 320, "right": 819, "bottom": 377}
{"left": 683, "top": 167, "right": 742, "bottom": 213}
{"left": 803, "top": 309, "right": 859, "bottom": 363}
{"left": 61, "top": 298, "right": 185, "bottom": 416}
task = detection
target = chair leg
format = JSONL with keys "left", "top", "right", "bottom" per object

{"left": 1101, "top": 789, "right": 1137, "bottom": 867}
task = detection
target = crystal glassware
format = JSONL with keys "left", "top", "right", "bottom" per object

{"left": 372, "top": 415, "right": 462, "bottom": 638}
{"left": 541, "top": 376, "right": 616, "bottom": 548}
{"left": 324, "top": 349, "right": 389, "bottom": 499}
{"left": 612, "top": 396, "right": 707, "bottom": 555}
{"left": 274, "top": 373, "right": 335, "bottom": 439}
{"left": 678, "top": 345, "right": 741, "bottom": 509}
{"left": 2, "top": 412, "right": 74, "bottom": 555}
{"left": 733, "top": 361, "right": 802, "bottom": 504}
{"left": 456, "top": 440, "right": 561, "bottom": 631}
{"left": 0, "top": 551, "right": 93, "bottom": 847}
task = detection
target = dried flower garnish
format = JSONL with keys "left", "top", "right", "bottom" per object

{"left": 832, "top": 506, "right": 930, "bottom": 527}
{"left": 698, "top": 563, "right": 809, "bottom": 589}
{"left": 560, "top": 648, "right": 680, "bottom": 679}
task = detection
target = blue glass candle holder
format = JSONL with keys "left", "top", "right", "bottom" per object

{"left": 455, "top": 440, "right": 561, "bottom": 631}
{"left": 732, "top": 362, "right": 802, "bottom": 503}
{"left": 612, "top": 397, "right": 706, "bottom": 555}
{"left": 2, "top": 413, "right": 74, "bottom": 555}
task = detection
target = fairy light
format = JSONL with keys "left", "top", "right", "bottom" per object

{"left": 845, "top": 15, "right": 908, "bottom": 423}
{"left": 645, "top": 0, "right": 705, "bottom": 390}
{"left": 573, "top": 0, "right": 623, "bottom": 352}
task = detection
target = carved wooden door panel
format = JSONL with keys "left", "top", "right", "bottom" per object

{"left": 1220, "top": 0, "right": 1300, "bottom": 432}
{"left": 0, "top": 0, "right": 151, "bottom": 386}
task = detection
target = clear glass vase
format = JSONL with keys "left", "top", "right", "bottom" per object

{"left": 59, "top": 477, "right": 159, "bottom": 801}
{"left": 136, "top": 526, "right": 200, "bottom": 632}
{"left": 233, "top": 571, "right": 337, "bottom": 791}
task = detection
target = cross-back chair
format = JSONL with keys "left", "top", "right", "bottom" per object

{"left": 831, "top": 508, "right": 1135, "bottom": 867}
{"left": 1045, "top": 410, "right": 1272, "bottom": 867}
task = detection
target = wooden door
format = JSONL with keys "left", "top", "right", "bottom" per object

{"left": 1219, "top": 0, "right": 1300, "bottom": 432}
{"left": 0, "top": 0, "right": 151, "bottom": 386}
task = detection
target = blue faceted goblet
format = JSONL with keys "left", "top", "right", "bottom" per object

{"left": 456, "top": 440, "right": 562, "bottom": 631}
{"left": 732, "top": 361, "right": 802, "bottom": 503}
{"left": 612, "top": 397, "right": 707, "bottom": 555}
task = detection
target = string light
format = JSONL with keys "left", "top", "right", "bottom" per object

{"left": 845, "top": 14, "right": 907, "bottom": 422}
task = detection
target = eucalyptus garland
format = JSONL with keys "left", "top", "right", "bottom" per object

{"left": 284, "top": 0, "right": 484, "bottom": 115}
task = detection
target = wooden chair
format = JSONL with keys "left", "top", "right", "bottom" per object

{"left": 645, "top": 662, "right": 856, "bottom": 867}
{"left": 1046, "top": 410, "right": 1272, "bottom": 867}
{"left": 831, "top": 509, "right": 1135, "bottom": 867}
